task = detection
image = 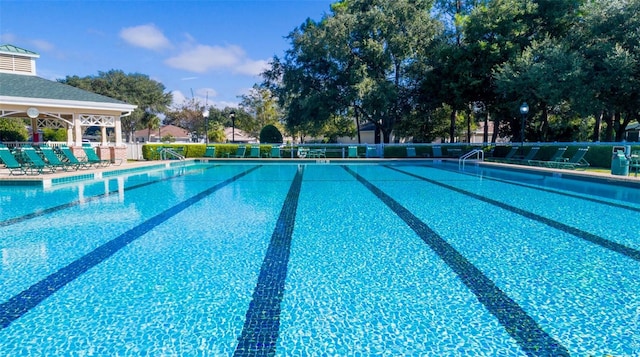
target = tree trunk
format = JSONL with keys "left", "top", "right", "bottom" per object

{"left": 483, "top": 112, "right": 489, "bottom": 143}
{"left": 603, "top": 112, "right": 615, "bottom": 142}
{"left": 593, "top": 110, "right": 603, "bottom": 142}
{"left": 491, "top": 116, "right": 499, "bottom": 143}
{"left": 449, "top": 109, "right": 457, "bottom": 143}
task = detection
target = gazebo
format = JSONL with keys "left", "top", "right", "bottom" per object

{"left": 0, "top": 44, "right": 136, "bottom": 162}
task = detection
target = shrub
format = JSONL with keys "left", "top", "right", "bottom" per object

{"left": 260, "top": 125, "right": 283, "bottom": 144}
{"left": 0, "top": 118, "right": 29, "bottom": 141}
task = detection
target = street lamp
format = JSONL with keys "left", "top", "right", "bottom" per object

{"left": 519, "top": 102, "right": 529, "bottom": 147}
{"left": 230, "top": 110, "right": 236, "bottom": 143}
{"left": 203, "top": 109, "right": 210, "bottom": 143}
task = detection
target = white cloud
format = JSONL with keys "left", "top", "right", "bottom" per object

{"left": 235, "top": 59, "right": 269, "bottom": 76}
{"left": 195, "top": 87, "right": 218, "bottom": 100}
{"left": 164, "top": 44, "right": 244, "bottom": 73}
{"left": 120, "top": 24, "right": 171, "bottom": 51}
{"left": 30, "top": 39, "right": 55, "bottom": 52}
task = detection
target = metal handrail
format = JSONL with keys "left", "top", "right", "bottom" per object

{"left": 459, "top": 149, "right": 484, "bottom": 169}
{"left": 159, "top": 148, "right": 185, "bottom": 160}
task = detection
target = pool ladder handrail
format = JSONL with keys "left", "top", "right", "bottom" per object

{"left": 159, "top": 148, "right": 185, "bottom": 160}
{"left": 458, "top": 149, "right": 484, "bottom": 169}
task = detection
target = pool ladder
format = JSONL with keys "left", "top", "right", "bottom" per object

{"left": 159, "top": 148, "right": 185, "bottom": 160}
{"left": 458, "top": 149, "right": 484, "bottom": 169}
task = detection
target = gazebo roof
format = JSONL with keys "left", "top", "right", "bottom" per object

{"left": 0, "top": 44, "right": 39, "bottom": 58}
{"left": 0, "top": 72, "right": 134, "bottom": 111}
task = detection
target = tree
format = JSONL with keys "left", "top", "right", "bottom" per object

{"left": 264, "top": 0, "right": 440, "bottom": 143}
{"left": 239, "top": 85, "right": 282, "bottom": 138}
{"left": 59, "top": 70, "right": 173, "bottom": 142}
{"left": 0, "top": 118, "right": 29, "bottom": 141}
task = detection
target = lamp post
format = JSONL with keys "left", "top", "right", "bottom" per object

{"left": 519, "top": 102, "right": 529, "bottom": 147}
{"left": 203, "top": 109, "right": 210, "bottom": 143}
{"left": 230, "top": 110, "right": 236, "bottom": 143}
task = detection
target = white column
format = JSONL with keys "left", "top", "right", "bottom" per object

{"left": 74, "top": 114, "right": 83, "bottom": 146}
{"left": 66, "top": 123, "right": 74, "bottom": 145}
{"left": 101, "top": 126, "right": 107, "bottom": 146}
{"left": 115, "top": 116, "right": 123, "bottom": 146}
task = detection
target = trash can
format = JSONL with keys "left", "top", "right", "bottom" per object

{"left": 611, "top": 149, "right": 629, "bottom": 176}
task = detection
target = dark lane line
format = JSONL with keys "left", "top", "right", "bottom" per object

{"left": 0, "top": 165, "right": 220, "bottom": 228}
{"left": 387, "top": 165, "right": 640, "bottom": 263}
{"left": 343, "top": 166, "right": 569, "bottom": 357}
{"left": 234, "top": 166, "right": 304, "bottom": 357}
{"left": 0, "top": 166, "right": 261, "bottom": 329}
{"left": 433, "top": 164, "right": 640, "bottom": 213}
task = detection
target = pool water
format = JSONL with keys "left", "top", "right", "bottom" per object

{"left": 0, "top": 162, "right": 638, "bottom": 356}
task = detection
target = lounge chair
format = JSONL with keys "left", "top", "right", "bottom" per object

{"left": 549, "top": 147, "right": 590, "bottom": 170}
{"left": 40, "top": 146, "right": 80, "bottom": 171}
{"left": 227, "top": 146, "right": 247, "bottom": 158}
{"left": 204, "top": 145, "right": 216, "bottom": 158}
{"left": 406, "top": 147, "right": 416, "bottom": 158}
{"left": 315, "top": 147, "right": 326, "bottom": 158}
{"left": 527, "top": 147, "right": 568, "bottom": 167}
{"left": 432, "top": 146, "right": 442, "bottom": 158}
{"left": 297, "top": 147, "right": 309, "bottom": 158}
{"left": 20, "top": 147, "right": 56, "bottom": 174}
{"left": 629, "top": 150, "right": 640, "bottom": 177}
{"left": 0, "top": 147, "right": 28, "bottom": 175}
{"left": 269, "top": 146, "right": 281, "bottom": 158}
{"left": 508, "top": 146, "right": 540, "bottom": 164}
{"left": 487, "top": 146, "right": 519, "bottom": 162}
{"left": 248, "top": 145, "right": 261, "bottom": 158}
{"left": 58, "top": 146, "right": 92, "bottom": 169}
{"left": 347, "top": 146, "right": 361, "bottom": 158}
{"left": 82, "top": 146, "right": 111, "bottom": 167}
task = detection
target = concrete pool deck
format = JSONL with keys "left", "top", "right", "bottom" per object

{"left": 0, "top": 158, "right": 639, "bottom": 188}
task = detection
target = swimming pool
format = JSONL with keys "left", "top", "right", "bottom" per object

{"left": 1, "top": 162, "right": 638, "bottom": 356}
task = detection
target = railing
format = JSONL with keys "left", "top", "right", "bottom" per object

{"left": 458, "top": 149, "right": 484, "bottom": 169}
{"left": 159, "top": 148, "right": 185, "bottom": 160}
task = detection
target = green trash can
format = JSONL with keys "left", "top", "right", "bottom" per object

{"left": 611, "top": 150, "right": 629, "bottom": 176}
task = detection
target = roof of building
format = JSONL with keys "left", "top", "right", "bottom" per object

{"left": 0, "top": 44, "right": 39, "bottom": 58}
{"left": 0, "top": 72, "right": 128, "bottom": 105}
{"left": 133, "top": 124, "right": 191, "bottom": 139}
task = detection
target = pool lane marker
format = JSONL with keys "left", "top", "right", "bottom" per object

{"left": 388, "top": 165, "right": 640, "bottom": 263}
{"left": 343, "top": 166, "right": 570, "bottom": 357}
{"left": 234, "top": 166, "right": 303, "bottom": 357}
{"left": 0, "top": 165, "right": 220, "bottom": 228}
{"left": 0, "top": 166, "right": 261, "bottom": 330}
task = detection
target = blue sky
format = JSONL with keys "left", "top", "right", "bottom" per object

{"left": 1, "top": 0, "right": 334, "bottom": 109}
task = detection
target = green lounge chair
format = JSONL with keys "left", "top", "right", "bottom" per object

{"left": 508, "top": 146, "right": 540, "bottom": 164}
{"left": 0, "top": 147, "right": 28, "bottom": 175}
{"left": 347, "top": 146, "right": 360, "bottom": 158}
{"left": 487, "top": 146, "right": 518, "bottom": 162}
{"left": 20, "top": 147, "right": 56, "bottom": 174}
{"left": 297, "top": 147, "right": 309, "bottom": 158}
{"left": 527, "top": 147, "right": 568, "bottom": 167}
{"left": 58, "top": 147, "right": 91, "bottom": 169}
{"left": 40, "top": 146, "right": 80, "bottom": 171}
{"left": 432, "top": 146, "right": 442, "bottom": 158}
{"left": 204, "top": 145, "right": 216, "bottom": 158}
{"left": 269, "top": 146, "right": 281, "bottom": 158}
{"left": 550, "top": 147, "right": 590, "bottom": 170}
{"left": 629, "top": 151, "right": 640, "bottom": 177}
{"left": 82, "top": 146, "right": 111, "bottom": 167}
{"left": 227, "top": 146, "right": 247, "bottom": 158}
{"left": 248, "top": 145, "right": 261, "bottom": 158}
{"left": 366, "top": 146, "right": 378, "bottom": 158}
{"left": 406, "top": 147, "right": 416, "bottom": 158}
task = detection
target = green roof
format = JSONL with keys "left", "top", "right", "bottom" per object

{"left": 0, "top": 44, "right": 39, "bottom": 57}
{"left": 0, "top": 72, "right": 129, "bottom": 105}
